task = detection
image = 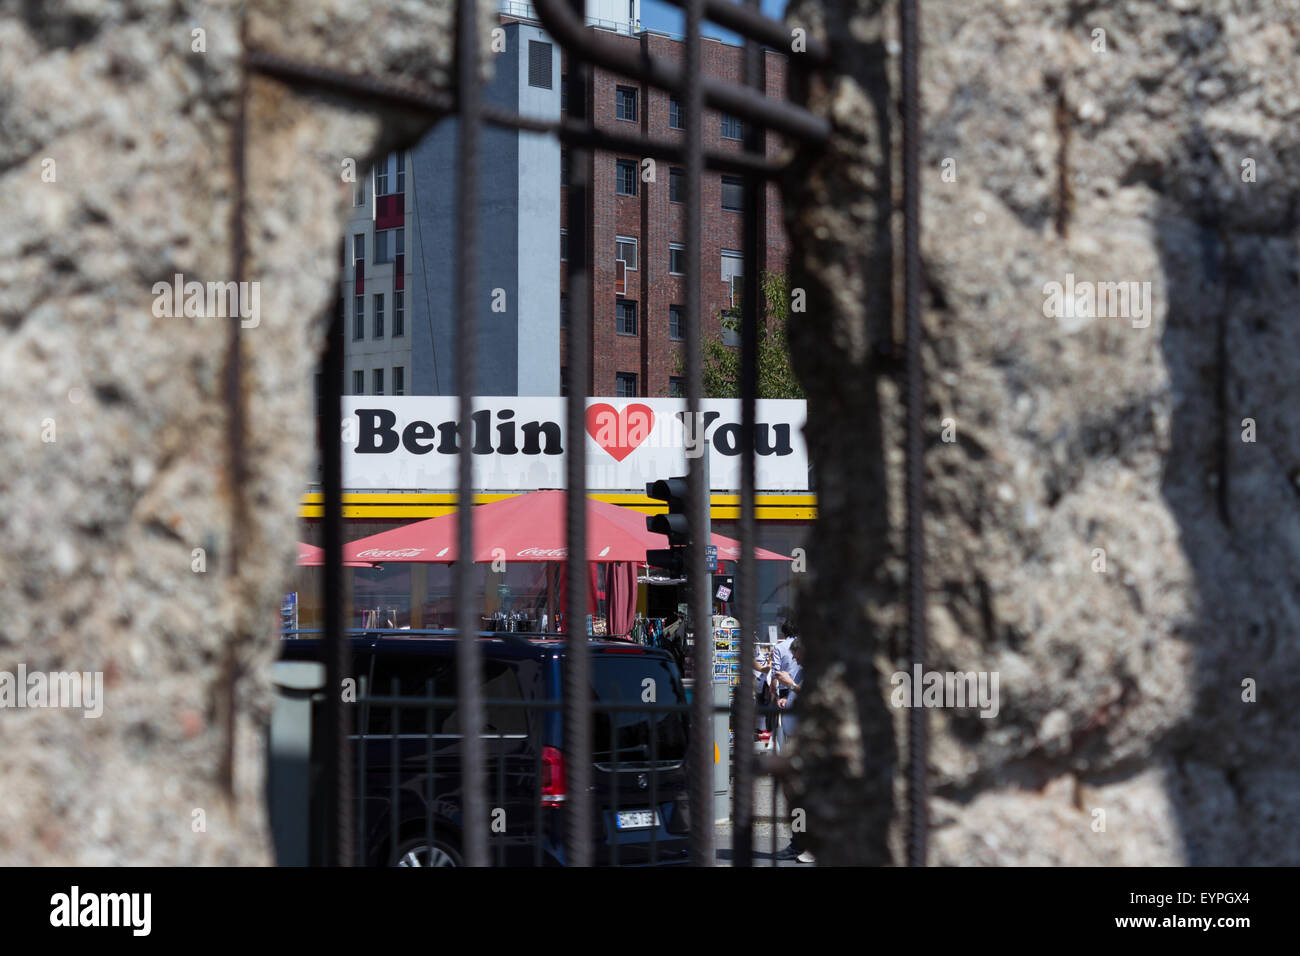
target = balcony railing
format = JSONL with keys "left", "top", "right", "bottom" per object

{"left": 499, "top": 0, "right": 640, "bottom": 37}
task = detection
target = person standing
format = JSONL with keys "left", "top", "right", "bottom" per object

{"left": 754, "top": 647, "right": 772, "bottom": 733}
{"left": 769, "top": 621, "right": 797, "bottom": 750}
{"left": 772, "top": 637, "right": 813, "bottom": 863}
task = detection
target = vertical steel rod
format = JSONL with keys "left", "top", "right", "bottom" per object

{"left": 733, "top": 0, "right": 763, "bottom": 869}
{"left": 683, "top": 0, "right": 713, "bottom": 868}
{"left": 562, "top": 0, "right": 593, "bottom": 868}
{"left": 320, "top": 277, "right": 350, "bottom": 866}
{"left": 221, "top": 21, "right": 250, "bottom": 808}
{"left": 455, "top": 0, "right": 489, "bottom": 869}
{"left": 900, "top": 0, "right": 927, "bottom": 868}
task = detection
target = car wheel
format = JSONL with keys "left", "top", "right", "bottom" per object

{"left": 391, "top": 836, "right": 462, "bottom": 868}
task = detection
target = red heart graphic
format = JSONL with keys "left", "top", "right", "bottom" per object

{"left": 585, "top": 403, "right": 655, "bottom": 462}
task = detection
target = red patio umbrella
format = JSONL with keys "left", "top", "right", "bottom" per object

{"left": 342, "top": 490, "right": 792, "bottom": 564}
{"left": 596, "top": 496, "right": 792, "bottom": 564}
{"left": 296, "top": 541, "right": 377, "bottom": 569}
{"left": 343, "top": 491, "right": 661, "bottom": 564}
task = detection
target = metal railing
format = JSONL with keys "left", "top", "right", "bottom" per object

{"left": 498, "top": 0, "right": 639, "bottom": 36}
{"left": 278, "top": 628, "right": 794, "bottom": 866}
{"left": 241, "top": 0, "right": 925, "bottom": 866}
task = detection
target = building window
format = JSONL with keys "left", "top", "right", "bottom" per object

{"left": 616, "top": 85, "right": 638, "bottom": 122}
{"left": 669, "top": 305, "right": 684, "bottom": 341}
{"left": 560, "top": 228, "right": 567, "bottom": 262}
{"left": 669, "top": 376, "right": 685, "bottom": 398}
{"left": 669, "top": 167, "right": 684, "bottom": 203}
{"left": 560, "top": 293, "right": 568, "bottom": 329}
{"left": 616, "top": 372, "right": 638, "bottom": 397}
{"left": 721, "top": 114, "right": 743, "bottom": 140}
{"left": 669, "top": 243, "right": 685, "bottom": 276}
{"left": 392, "top": 366, "right": 405, "bottom": 396}
{"left": 561, "top": 150, "right": 568, "bottom": 186}
{"left": 353, "top": 370, "right": 364, "bottom": 395}
{"left": 370, "top": 227, "right": 403, "bottom": 262}
{"left": 722, "top": 251, "right": 744, "bottom": 346}
{"left": 615, "top": 236, "right": 638, "bottom": 271}
{"left": 354, "top": 180, "right": 365, "bottom": 206}
{"left": 616, "top": 159, "right": 638, "bottom": 196}
{"left": 669, "top": 96, "right": 683, "bottom": 130}
{"left": 373, "top": 293, "right": 385, "bottom": 338}
{"left": 561, "top": 75, "right": 567, "bottom": 111}
{"left": 373, "top": 368, "right": 384, "bottom": 395}
{"left": 393, "top": 291, "right": 405, "bottom": 337}
{"left": 395, "top": 152, "right": 405, "bottom": 194}
{"left": 721, "top": 249, "right": 744, "bottom": 284}
{"left": 374, "top": 161, "right": 389, "bottom": 196}
{"left": 616, "top": 300, "right": 638, "bottom": 336}
{"left": 560, "top": 366, "right": 568, "bottom": 396}
{"left": 721, "top": 176, "right": 744, "bottom": 212}
{"left": 353, "top": 233, "right": 365, "bottom": 263}
{"left": 528, "top": 40, "right": 553, "bottom": 89}
{"left": 353, "top": 294, "right": 364, "bottom": 340}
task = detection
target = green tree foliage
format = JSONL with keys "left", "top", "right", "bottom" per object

{"left": 685, "top": 271, "right": 804, "bottom": 399}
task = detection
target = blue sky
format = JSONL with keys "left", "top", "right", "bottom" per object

{"left": 639, "top": 0, "right": 788, "bottom": 45}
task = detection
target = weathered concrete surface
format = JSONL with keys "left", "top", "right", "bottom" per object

{"left": 784, "top": 0, "right": 1300, "bottom": 864}
{"left": 0, "top": 0, "right": 488, "bottom": 864}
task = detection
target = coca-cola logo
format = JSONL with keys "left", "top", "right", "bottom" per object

{"left": 357, "top": 547, "right": 426, "bottom": 559}
{"left": 516, "top": 547, "right": 567, "bottom": 558}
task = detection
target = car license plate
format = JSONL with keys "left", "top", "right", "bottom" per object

{"left": 615, "top": 810, "right": 660, "bottom": 830}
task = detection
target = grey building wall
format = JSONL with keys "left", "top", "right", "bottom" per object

{"left": 409, "top": 21, "right": 560, "bottom": 396}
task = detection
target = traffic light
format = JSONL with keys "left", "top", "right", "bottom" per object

{"left": 645, "top": 548, "right": 685, "bottom": 578}
{"left": 645, "top": 477, "right": 690, "bottom": 546}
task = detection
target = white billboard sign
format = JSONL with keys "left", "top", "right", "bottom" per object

{"left": 340, "top": 397, "right": 808, "bottom": 491}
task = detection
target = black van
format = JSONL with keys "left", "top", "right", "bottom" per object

{"left": 279, "top": 631, "right": 693, "bottom": 866}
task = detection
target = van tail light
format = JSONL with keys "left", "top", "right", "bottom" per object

{"left": 541, "top": 746, "right": 567, "bottom": 805}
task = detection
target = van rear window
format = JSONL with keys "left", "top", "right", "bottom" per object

{"left": 591, "top": 656, "right": 688, "bottom": 762}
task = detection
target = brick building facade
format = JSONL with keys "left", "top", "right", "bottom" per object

{"left": 341, "top": 5, "right": 791, "bottom": 400}
{"left": 555, "top": 30, "right": 790, "bottom": 398}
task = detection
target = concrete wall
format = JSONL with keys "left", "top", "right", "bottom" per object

{"left": 0, "top": 0, "right": 489, "bottom": 865}
{"left": 783, "top": 0, "right": 1300, "bottom": 866}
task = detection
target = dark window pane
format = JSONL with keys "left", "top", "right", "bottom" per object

{"left": 721, "top": 176, "right": 744, "bottom": 212}
{"left": 616, "top": 159, "right": 638, "bottom": 196}
{"left": 528, "top": 40, "right": 553, "bottom": 89}
{"left": 669, "top": 305, "right": 683, "bottom": 340}
{"left": 669, "top": 97, "right": 683, "bottom": 130}
{"left": 617, "top": 300, "right": 637, "bottom": 335}
{"left": 616, "top": 86, "right": 638, "bottom": 121}
{"left": 669, "top": 167, "right": 684, "bottom": 203}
